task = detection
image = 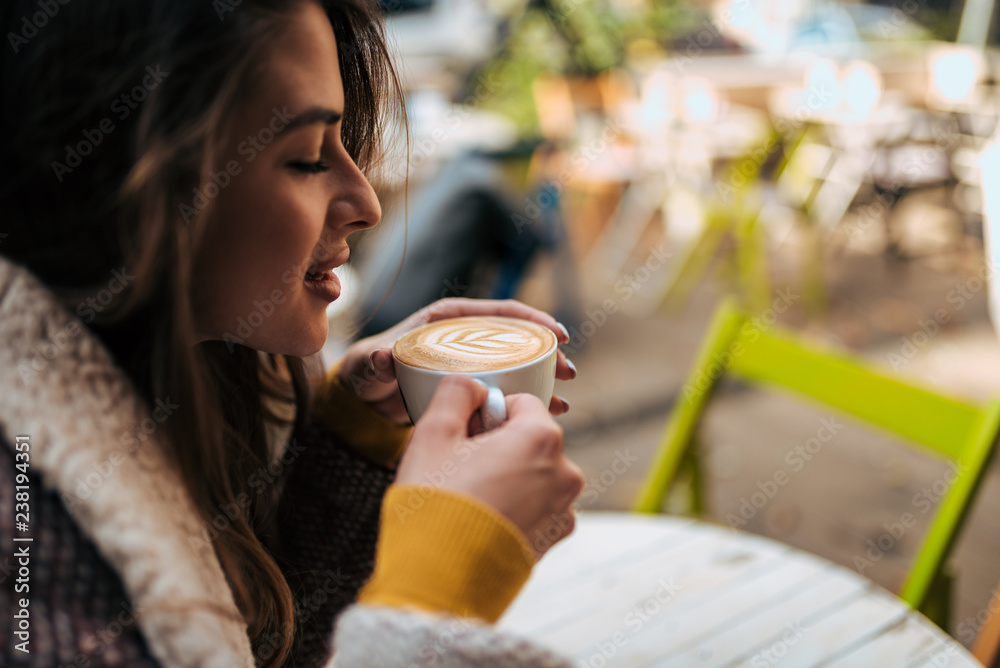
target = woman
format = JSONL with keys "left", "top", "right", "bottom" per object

{"left": 0, "top": 0, "right": 583, "bottom": 665}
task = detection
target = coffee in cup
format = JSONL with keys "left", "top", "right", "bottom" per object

{"left": 392, "top": 316, "right": 558, "bottom": 429}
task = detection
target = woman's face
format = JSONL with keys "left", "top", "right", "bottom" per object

{"left": 191, "top": 1, "right": 381, "bottom": 356}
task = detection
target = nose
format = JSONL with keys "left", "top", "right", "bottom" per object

{"left": 328, "top": 151, "right": 382, "bottom": 233}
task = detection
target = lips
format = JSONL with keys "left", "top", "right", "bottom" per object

{"left": 304, "top": 248, "right": 350, "bottom": 280}
{"left": 305, "top": 264, "right": 338, "bottom": 281}
{"left": 303, "top": 268, "right": 341, "bottom": 302}
{"left": 305, "top": 269, "right": 333, "bottom": 281}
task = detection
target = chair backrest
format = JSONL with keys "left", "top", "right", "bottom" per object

{"left": 635, "top": 297, "right": 1000, "bottom": 612}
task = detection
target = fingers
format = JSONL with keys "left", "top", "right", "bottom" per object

{"left": 418, "top": 375, "right": 488, "bottom": 439}
{"left": 470, "top": 392, "right": 569, "bottom": 431}
{"left": 369, "top": 394, "right": 412, "bottom": 425}
{"left": 530, "top": 459, "right": 585, "bottom": 559}
{"left": 425, "top": 298, "right": 570, "bottom": 345}
{"left": 503, "top": 392, "right": 554, "bottom": 422}
{"left": 555, "top": 350, "right": 577, "bottom": 381}
{"left": 562, "top": 458, "right": 585, "bottom": 501}
{"left": 368, "top": 348, "right": 397, "bottom": 384}
{"left": 503, "top": 394, "right": 566, "bottom": 459}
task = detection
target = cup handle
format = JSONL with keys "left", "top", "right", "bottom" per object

{"left": 480, "top": 386, "right": 508, "bottom": 432}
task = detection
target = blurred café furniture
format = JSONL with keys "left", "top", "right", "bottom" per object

{"left": 918, "top": 44, "right": 998, "bottom": 259}
{"left": 530, "top": 69, "right": 640, "bottom": 288}
{"left": 499, "top": 512, "right": 986, "bottom": 667}
{"left": 981, "top": 125, "right": 1000, "bottom": 346}
{"left": 560, "top": 65, "right": 779, "bottom": 315}
{"left": 973, "top": 584, "right": 1000, "bottom": 668}
{"left": 633, "top": 297, "right": 1000, "bottom": 630}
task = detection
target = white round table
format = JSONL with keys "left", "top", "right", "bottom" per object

{"left": 499, "top": 512, "right": 982, "bottom": 667}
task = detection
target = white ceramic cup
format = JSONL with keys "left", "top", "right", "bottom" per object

{"left": 392, "top": 326, "right": 558, "bottom": 430}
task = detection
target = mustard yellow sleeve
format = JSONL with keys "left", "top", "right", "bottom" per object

{"left": 311, "top": 360, "right": 413, "bottom": 467}
{"left": 357, "top": 486, "right": 537, "bottom": 623}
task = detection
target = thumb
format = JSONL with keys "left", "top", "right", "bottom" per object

{"left": 418, "top": 375, "right": 488, "bottom": 439}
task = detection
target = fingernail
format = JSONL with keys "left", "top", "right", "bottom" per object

{"left": 471, "top": 378, "right": 489, "bottom": 391}
{"left": 566, "top": 358, "right": 577, "bottom": 377}
{"left": 556, "top": 322, "right": 570, "bottom": 341}
{"left": 562, "top": 398, "right": 571, "bottom": 412}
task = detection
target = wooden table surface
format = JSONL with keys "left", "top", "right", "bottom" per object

{"left": 498, "top": 512, "right": 983, "bottom": 668}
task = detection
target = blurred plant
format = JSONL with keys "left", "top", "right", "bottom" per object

{"left": 618, "top": 0, "right": 699, "bottom": 48}
{"left": 864, "top": 0, "right": 967, "bottom": 42}
{"left": 459, "top": 0, "right": 691, "bottom": 136}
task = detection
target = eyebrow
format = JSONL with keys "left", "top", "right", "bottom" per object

{"left": 282, "top": 107, "right": 343, "bottom": 133}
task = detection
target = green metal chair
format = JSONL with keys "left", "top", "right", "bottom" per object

{"left": 634, "top": 297, "right": 1000, "bottom": 629}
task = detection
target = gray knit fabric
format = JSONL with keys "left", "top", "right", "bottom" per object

{"left": 332, "top": 605, "right": 574, "bottom": 668}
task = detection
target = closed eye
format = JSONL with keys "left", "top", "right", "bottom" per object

{"left": 289, "top": 160, "right": 330, "bottom": 174}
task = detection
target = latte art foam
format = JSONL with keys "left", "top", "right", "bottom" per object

{"left": 393, "top": 316, "right": 556, "bottom": 372}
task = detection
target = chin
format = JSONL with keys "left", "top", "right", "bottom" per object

{"left": 281, "top": 333, "right": 328, "bottom": 358}
{"left": 251, "top": 322, "right": 329, "bottom": 358}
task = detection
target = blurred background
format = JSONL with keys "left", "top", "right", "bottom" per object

{"left": 323, "top": 0, "right": 1000, "bottom": 648}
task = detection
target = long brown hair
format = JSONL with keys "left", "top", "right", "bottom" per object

{"left": 1, "top": 0, "right": 404, "bottom": 664}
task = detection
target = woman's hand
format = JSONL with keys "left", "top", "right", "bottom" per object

{"left": 393, "top": 375, "right": 585, "bottom": 559}
{"left": 336, "top": 298, "right": 577, "bottom": 423}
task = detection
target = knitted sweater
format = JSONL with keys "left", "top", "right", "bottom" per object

{"left": 0, "top": 255, "right": 573, "bottom": 667}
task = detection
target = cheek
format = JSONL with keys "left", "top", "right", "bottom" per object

{"left": 194, "top": 180, "right": 324, "bottom": 332}
{"left": 223, "top": 177, "right": 322, "bottom": 267}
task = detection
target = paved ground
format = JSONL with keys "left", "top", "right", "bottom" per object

{"left": 518, "top": 237, "right": 1000, "bottom": 649}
